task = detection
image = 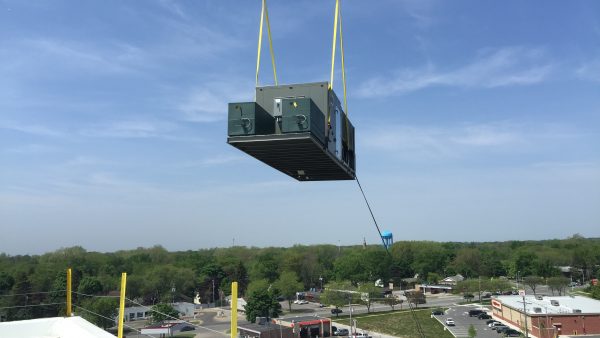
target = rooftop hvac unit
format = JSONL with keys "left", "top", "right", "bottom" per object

{"left": 533, "top": 307, "right": 542, "bottom": 313}
{"left": 536, "top": 295, "right": 543, "bottom": 300}
{"left": 228, "top": 82, "right": 356, "bottom": 181}
{"left": 550, "top": 300, "right": 560, "bottom": 306}
{"left": 573, "top": 309, "right": 582, "bottom": 313}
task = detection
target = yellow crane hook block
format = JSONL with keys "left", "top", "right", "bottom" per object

{"left": 227, "top": 82, "right": 355, "bottom": 181}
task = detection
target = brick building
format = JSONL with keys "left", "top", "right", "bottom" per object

{"left": 492, "top": 295, "right": 600, "bottom": 337}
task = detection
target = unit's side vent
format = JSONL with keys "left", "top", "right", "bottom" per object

{"left": 550, "top": 300, "right": 560, "bottom": 306}
{"left": 536, "top": 295, "right": 543, "bottom": 300}
{"left": 533, "top": 307, "right": 542, "bottom": 313}
{"left": 573, "top": 309, "right": 582, "bottom": 313}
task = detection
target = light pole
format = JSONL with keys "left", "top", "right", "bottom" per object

{"left": 521, "top": 292, "right": 529, "bottom": 338}
{"left": 319, "top": 276, "right": 323, "bottom": 291}
{"left": 348, "top": 294, "right": 353, "bottom": 335}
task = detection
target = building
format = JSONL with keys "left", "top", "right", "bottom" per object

{"left": 277, "top": 316, "right": 332, "bottom": 338}
{"left": 492, "top": 295, "right": 600, "bottom": 337}
{"left": 440, "top": 274, "right": 465, "bottom": 286}
{"left": 121, "top": 302, "right": 201, "bottom": 322}
{"left": 140, "top": 321, "right": 191, "bottom": 337}
{"left": 0, "top": 316, "right": 116, "bottom": 338}
{"left": 239, "top": 323, "right": 294, "bottom": 338}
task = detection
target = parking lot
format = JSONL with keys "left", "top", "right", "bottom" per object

{"left": 434, "top": 304, "right": 504, "bottom": 338}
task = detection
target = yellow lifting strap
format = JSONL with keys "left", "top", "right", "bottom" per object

{"left": 255, "top": 0, "right": 278, "bottom": 89}
{"left": 329, "top": 0, "right": 348, "bottom": 116}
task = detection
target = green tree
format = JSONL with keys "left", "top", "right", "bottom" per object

{"left": 78, "top": 277, "right": 103, "bottom": 295}
{"left": 358, "top": 283, "right": 381, "bottom": 313}
{"left": 468, "top": 324, "right": 477, "bottom": 338}
{"left": 383, "top": 296, "right": 401, "bottom": 311}
{"left": 273, "top": 271, "right": 303, "bottom": 311}
{"left": 0, "top": 272, "right": 14, "bottom": 294}
{"left": 321, "top": 281, "right": 355, "bottom": 316}
{"left": 244, "top": 288, "right": 282, "bottom": 323}
{"left": 523, "top": 276, "right": 544, "bottom": 295}
{"left": 80, "top": 298, "right": 118, "bottom": 329}
{"left": 150, "top": 303, "right": 179, "bottom": 323}
{"left": 547, "top": 277, "right": 569, "bottom": 296}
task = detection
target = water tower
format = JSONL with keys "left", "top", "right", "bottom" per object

{"left": 381, "top": 231, "right": 393, "bottom": 249}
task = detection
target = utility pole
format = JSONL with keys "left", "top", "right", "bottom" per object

{"left": 348, "top": 294, "right": 353, "bottom": 335}
{"left": 478, "top": 276, "right": 481, "bottom": 304}
{"left": 520, "top": 290, "right": 529, "bottom": 338}
{"left": 212, "top": 279, "right": 216, "bottom": 306}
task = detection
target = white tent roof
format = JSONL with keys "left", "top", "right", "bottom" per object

{"left": 0, "top": 316, "right": 116, "bottom": 338}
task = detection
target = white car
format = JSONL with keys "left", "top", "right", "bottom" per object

{"left": 489, "top": 321, "right": 504, "bottom": 328}
{"left": 445, "top": 318, "right": 455, "bottom": 326}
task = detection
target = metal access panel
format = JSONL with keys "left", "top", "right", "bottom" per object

{"left": 280, "top": 98, "right": 326, "bottom": 145}
{"left": 228, "top": 102, "right": 275, "bottom": 136}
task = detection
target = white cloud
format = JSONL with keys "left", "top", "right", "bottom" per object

{"left": 79, "top": 120, "right": 179, "bottom": 138}
{"left": 362, "top": 122, "right": 527, "bottom": 159}
{"left": 576, "top": 59, "right": 600, "bottom": 82}
{"left": 357, "top": 47, "right": 554, "bottom": 97}
{"left": 4, "top": 144, "right": 59, "bottom": 154}
{"left": 179, "top": 80, "right": 253, "bottom": 122}
{"left": 0, "top": 121, "right": 65, "bottom": 137}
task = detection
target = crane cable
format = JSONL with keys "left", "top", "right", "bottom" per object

{"left": 255, "top": 0, "right": 278, "bottom": 90}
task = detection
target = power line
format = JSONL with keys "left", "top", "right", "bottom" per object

{"left": 73, "top": 304, "right": 155, "bottom": 338}
{"left": 125, "top": 297, "right": 228, "bottom": 336}
{"left": 0, "top": 302, "right": 65, "bottom": 310}
{"left": 72, "top": 291, "right": 120, "bottom": 298}
{"left": 0, "top": 290, "right": 66, "bottom": 298}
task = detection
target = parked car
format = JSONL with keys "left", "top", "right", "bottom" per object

{"left": 489, "top": 321, "right": 503, "bottom": 328}
{"left": 503, "top": 329, "right": 521, "bottom": 337}
{"left": 496, "top": 326, "right": 510, "bottom": 333}
{"left": 486, "top": 319, "right": 499, "bottom": 325}
{"left": 431, "top": 309, "right": 444, "bottom": 315}
{"left": 478, "top": 313, "right": 491, "bottom": 319}
{"left": 350, "top": 333, "right": 372, "bottom": 338}
{"left": 331, "top": 308, "right": 343, "bottom": 314}
{"left": 297, "top": 300, "right": 308, "bottom": 304}
{"left": 493, "top": 325, "right": 509, "bottom": 332}
{"left": 469, "top": 309, "right": 484, "bottom": 317}
{"left": 502, "top": 329, "right": 521, "bottom": 337}
{"left": 334, "top": 328, "right": 349, "bottom": 336}
{"left": 445, "top": 318, "right": 455, "bottom": 326}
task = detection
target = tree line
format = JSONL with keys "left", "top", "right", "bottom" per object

{"left": 1, "top": 235, "right": 599, "bottom": 325}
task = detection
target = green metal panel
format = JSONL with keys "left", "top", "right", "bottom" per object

{"left": 280, "top": 98, "right": 325, "bottom": 145}
{"left": 255, "top": 82, "right": 329, "bottom": 119}
{"left": 228, "top": 102, "right": 274, "bottom": 136}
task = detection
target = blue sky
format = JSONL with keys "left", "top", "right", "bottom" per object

{"left": 1, "top": 0, "right": 599, "bottom": 255}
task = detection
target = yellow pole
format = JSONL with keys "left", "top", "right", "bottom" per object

{"left": 66, "top": 268, "right": 72, "bottom": 317}
{"left": 231, "top": 282, "right": 238, "bottom": 338}
{"left": 117, "top": 272, "right": 127, "bottom": 338}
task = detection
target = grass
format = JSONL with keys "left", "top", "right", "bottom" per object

{"left": 334, "top": 309, "right": 454, "bottom": 338}
{"left": 173, "top": 334, "right": 195, "bottom": 338}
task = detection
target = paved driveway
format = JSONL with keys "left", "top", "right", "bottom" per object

{"left": 434, "top": 304, "right": 500, "bottom": 338}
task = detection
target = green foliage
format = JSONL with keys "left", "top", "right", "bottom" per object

{"left": 547, "top": 276, "right": 570, "bottom": 296}
{"left": 244, "top": 288, "right": 281, "bottom": 323}
{"left": 468, "top": 324, "right": 477, "bottom": 338}
{"left": 358, "top": 283, "right": 382, "bottom": 313}
{"left": 78, "top": 277, "right": 103, "bottom": 295}
{"left": 80, "top": 297, "right": 118, "bottom": 329}
{"left": 150, "top": 303, "right": 179, "bottom": 323}
{"left": 321, "top": 281, "right": 357, "bottom": 316}
{"left": 383, "top": 296, "right": 403, "bottom": 310}
{"left": 273, "top": 271, "right": 303, "bottom": 311}
{"left": 523, "top": 276, "right": 544, "bottom": 295}
{"left": 590, "top": 285, "right": 600, "bottom": 300}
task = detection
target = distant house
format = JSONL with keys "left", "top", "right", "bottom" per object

{"left": 120, "top": 302, "right": 201, "bottom": 322}
{"left": 440, "top": 274, "right": 464, "bottom": 286}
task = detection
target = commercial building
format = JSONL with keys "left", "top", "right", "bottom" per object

{"left": 277, "top": 316, "right": 332, "bottom": 338}
{"left": 492, "top": 295, "right": 600, "bottom": 337}
{"left": 239, "top": 323, "right": 294, "bottom": 338}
